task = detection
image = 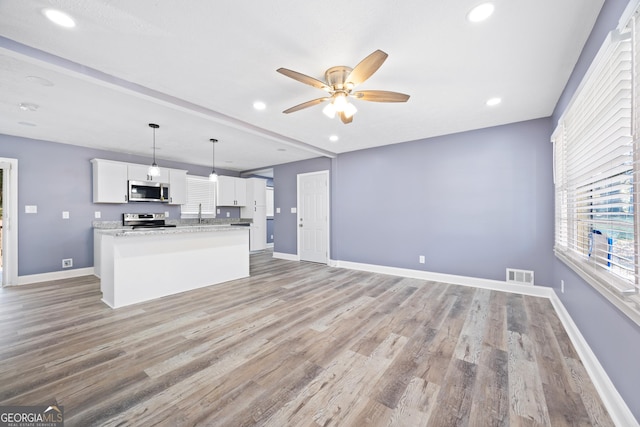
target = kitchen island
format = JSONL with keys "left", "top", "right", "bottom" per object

{"left": 95, "top": 225, "right": 249, "bottom": 308}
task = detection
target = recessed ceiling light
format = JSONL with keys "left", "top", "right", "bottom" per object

{"left": 467, "top": 3, "right": 494, "bottom": 22}
{"left": 19, "top": 102, "right": 39, "bottom": 112}
{"left": 26, "top": 75, "right": 54, "bottom": 87}
{"left": 329, "top": 135, "right": 339, "bottom": 142}
{"left": 253, "top": 101, "right": 266, "bottom": 110}
{"left": 486, "top": 97, "right": 502, "bottom": 106}
{"left": 277, "top": 148, "right": 286, "bottom": 152}
{"left": 43, "top": 9, "right": 76, "bottom": 28}
{"left": 18, "top": 121, "right": 37, "bottom": 127}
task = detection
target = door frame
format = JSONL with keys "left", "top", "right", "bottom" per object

{"left": 296, "top": 170, "right": 330, "bottom": 264}
{"left": 0, "top": 158, "right": 18, "bottom": 286}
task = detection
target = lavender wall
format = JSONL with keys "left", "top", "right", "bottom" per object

{"left": 332, "top": 118, "right": 554, "bottom": 285}
{"left": 550, "top": 0, "right": 640, "bottom": 421}
{"left": 0, "top": 133, "right": 240, "bottom": 276}
{"left": 272, "top": 157, "right": 331, "bottom": 254}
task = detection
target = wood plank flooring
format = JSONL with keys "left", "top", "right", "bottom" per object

{"left": 0, "top": 251, "right": 613, "bottom": 426}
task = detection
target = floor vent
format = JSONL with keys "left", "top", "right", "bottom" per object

{"left": 506, "top": 268, "right": 534, "bottom": 285}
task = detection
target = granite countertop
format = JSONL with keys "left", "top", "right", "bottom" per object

{"left": 95, "top": 224, "right": 250, "bottom": 237}
{"left": 93, "top": 219, "right": 252, "bottom": 237}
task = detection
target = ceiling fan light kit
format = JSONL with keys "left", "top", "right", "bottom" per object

{"left": 277, "top": 49, "right": 410, "bottom": 124}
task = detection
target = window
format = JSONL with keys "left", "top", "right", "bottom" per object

{"left": 181, "top": 175, "right": 216, "bottom": 218}
{"left": 553, "top": 7, "right": 640, "bottom": 326}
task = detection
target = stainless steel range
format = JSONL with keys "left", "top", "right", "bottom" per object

{"left": 123, "top": 213, "right": 176, "bottom": 229}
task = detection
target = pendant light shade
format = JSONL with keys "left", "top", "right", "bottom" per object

{"left": 148, "top": 123, "right": 160, "bottom": 177}
{"left": 209, "top": 138, "right": 218, "bottom": 182}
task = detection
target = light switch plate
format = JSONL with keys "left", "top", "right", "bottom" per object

{"left": 62, "top": 211, "right": 70, "bottom": 219}
{"left": 94, "top": 211, "right": 101, "bottom": 219}
{"left": 25, "top": 205, "right": 37, "bottom": 214}
{"left": 164, "top": 211, "right": 169, "bottom": 217}
{"left": 276, "top": 207, "right": 280, "bottom": 214}
{"left": 226, "top": 212, "right": 230, "bottom": 217}
{"left": 291, "top": 207, "right": 297, "bottom": 213}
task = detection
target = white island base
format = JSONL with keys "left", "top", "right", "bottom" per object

{"left": 99, "top": 227, "right": 249, "bottom": 308}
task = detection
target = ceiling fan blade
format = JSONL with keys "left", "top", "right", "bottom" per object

{"left": 346, "top": 50, "right": 388, "bottom": 86}
{"left": 340, "top": 111, "right": 353, "bottom": 124}
{"left": 352, "top": 90, "right": 410, "bottom": 102}
{"left": 277, "top": 68, "right": 331, "bottom": 91}
{"left": 283, "top": 97, "right": 330, "bottom": 114}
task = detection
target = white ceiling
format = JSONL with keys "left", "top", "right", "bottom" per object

{"left": 0, "top": 0, "right": 604, "bottom": 173}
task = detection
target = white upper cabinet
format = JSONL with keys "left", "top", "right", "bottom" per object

{"left": 91, "top": 158, "right": 187, "bottom": 204}
{"left": 91, "top": 159, "right": 128, "bottom": 203}
{"left": 127, "top": 163, "right": 169, "bottom": 183}
{"left": 168, "top": 169, "right": 187, "bottom": 205}
{"left": 217, "top": 176, "right": 247, "bottom": 206}
{"left": 244, "top": 178, "right": 267, "bottom": 207}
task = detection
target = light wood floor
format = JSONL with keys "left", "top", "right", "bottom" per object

{"left": 0, "top": 251, "right": 613, "bottom": 426}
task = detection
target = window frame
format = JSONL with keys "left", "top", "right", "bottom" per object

{"left": 553, "top": 10, "right": 640, "bottom": 327}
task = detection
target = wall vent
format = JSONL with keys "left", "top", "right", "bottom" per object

{"left": 506, "top": 268, "right": 534, "bottom": 286}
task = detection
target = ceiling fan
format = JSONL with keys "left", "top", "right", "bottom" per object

{"left": 277, "top": 50, "right": 410, "bottom": 124}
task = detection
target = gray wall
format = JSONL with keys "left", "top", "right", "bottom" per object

{"left": 0, "top": 134, "right": 240, "bottom": 276}
{"left": 550, "top": 0, "right": 640, "bottom": 421}
{"left": 332, "top": 118, "right": 554, "bottom": 284}
{"left": 272, "top": 157, "right": 331, "bottom": 254}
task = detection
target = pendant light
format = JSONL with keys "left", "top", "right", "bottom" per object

{"left": 209, "top": 138, "right": 218, "bottom": 182}
{"left": 148, "top": 123, "right": 160, "bottom": 177}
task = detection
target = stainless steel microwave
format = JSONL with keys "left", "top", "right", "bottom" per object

{"left": 128, "top": 180, "right": 170, "bottom": 203}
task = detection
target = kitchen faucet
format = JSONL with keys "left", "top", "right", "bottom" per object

{"left": 198, "top": 203, "right": 203, "bottom": 224}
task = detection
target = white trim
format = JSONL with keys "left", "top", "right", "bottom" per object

{"left": 619, "top": 0, "right": 640, "bottom": 30}
{"left": 16, "top": 267, "right": 95, "bottom": 286}
{"left": 332, "top": 258, "right": 638, "bottom": 426}
{"left": 549, "top": 292, "right": 639, "bottom": 427}
{"left": 0, "top": 158, "right": 18, "bottom": 287}
{"left": 272, "top": 251, "right": 299, "bottom": 261}
{"left": 334, "top": 259, "right": 553, "bottom": 298}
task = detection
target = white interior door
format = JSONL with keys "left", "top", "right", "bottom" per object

{"left": 298, "top": 171, "right": 329, "bottom": 263}
{"left": 0, "top": 158, "right": 18, "bottom": 286}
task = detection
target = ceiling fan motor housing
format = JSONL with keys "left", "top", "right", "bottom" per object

{"left": 325, "top": 66, "right": 353, "bottom": 91}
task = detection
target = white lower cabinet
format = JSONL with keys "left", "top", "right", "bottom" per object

{"left": 242, "top": 205, "right": 267, "bottom": 251}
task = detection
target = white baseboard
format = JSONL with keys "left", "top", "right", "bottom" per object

{"left": 549, "top": 292, "right": 639, "bottom": 427}
{"left": 333, "top": 259, "right": 554, "bottom": 298}
{"left": 16, "top": 267, "right": 95, "bottom": 286}
{"left": 272, "top": 251, "right": 299, "bottom": 261}
{"left": 331, "top": 258, "right": 637, "bottom": 426}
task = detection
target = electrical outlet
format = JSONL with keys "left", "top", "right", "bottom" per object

{"left": 419, "top": 255, "right": 425, "bottom": 264}
{"left": 164, "top": 211, "right": 170, "bottom": 217}
{"left": 62, "top": 258, "right": 73, "bottom": 268}
{"left": 62, "top": 211, "right": 70, "bottom": 219}
{"left": 226, "top": 212, "right": 230, "bottom": 217}
{"left": 561, "top": 280, "right": 565, "bottom": 293}
{"left": 94, "top": 211, "right": 101, "bottom": 219}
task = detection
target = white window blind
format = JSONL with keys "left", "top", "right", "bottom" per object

{"left": 181, "top": 175, "right": 216, "bottom": 216}
{"left": 553, "top": 23, "right": 637, "bottom": 297}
